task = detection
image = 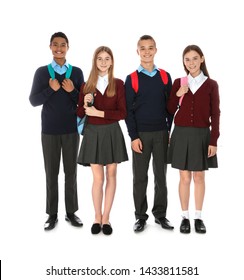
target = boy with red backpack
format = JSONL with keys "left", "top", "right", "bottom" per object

{"left": 125, "top": 35, "right": 174, "bottom": 233}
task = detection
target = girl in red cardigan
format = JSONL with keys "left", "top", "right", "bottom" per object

{"left": 77, "top": 46, "right": 128, "bottom": 235}
{"left": 167, "top": 45, "right": 220, "bottom": 234}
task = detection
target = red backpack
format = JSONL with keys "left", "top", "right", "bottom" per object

{"left": 130, "top": 68, "right": 168, "bottom": 93}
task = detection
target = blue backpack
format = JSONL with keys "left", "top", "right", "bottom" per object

{"left": 77, "top": 92, "right": 94, "bottom": 135}
{"left": 77, "top": 112, "right": 87, "bottom": 135}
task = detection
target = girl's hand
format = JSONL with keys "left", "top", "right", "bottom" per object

{"left": 176, "top": 85, "right": 188, "bottom": 97}
{"left": 208, "top": 145, "right": 217, "bottom": 157}
{"left": 84, "top": 106, "right": 96, "bottom": 116}
{"left": 84, "top": 93, "right": 93, "bottom": 106}
{"left": 84, "top": 106, "right": 104, "bottom": 118}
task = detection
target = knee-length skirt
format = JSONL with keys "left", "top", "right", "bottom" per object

{"left": 77, "top": 122, "right": 128, "bottom": 166}
{"left": 167, "top": 126, "right": 218, "bottom": 171}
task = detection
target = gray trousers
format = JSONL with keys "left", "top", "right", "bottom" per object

{"left": 132, "top": 130, "right": 169, "bottom": 220}
{"left": 41, "top": 133, "right": 80, "bottom": 215}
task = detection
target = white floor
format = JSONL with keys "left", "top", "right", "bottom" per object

{"left": 1, "top": 131, "right": 243, "bottom": 279}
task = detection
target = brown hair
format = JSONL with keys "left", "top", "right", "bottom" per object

{"left": 83, "top": 46, "right": 116, "bottom": 97}
{"left": 182, "top": 45, "right": 210, "bottom": 78}
{"left": 137, "top": 35, "right": 156, "bottom": 48}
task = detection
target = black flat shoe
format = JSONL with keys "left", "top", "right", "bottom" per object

{"left": 155, "top": 217, "right": 174, "bottom": 230}
{"left": 91, "top": 223, "right": 101, "bottom": 234}
{"left": 102, "top": 224, "right": 113, "bottom": 235}
{"left": 194, "top": 219, "right": 206, "bottom": 234}
{"left": 180, "top": 218, "right": 191, "bottom": 234}
{"left": 65, "top": 213, "right": 83, "bottom": 227}
{"left": 44, "top": 214, "right": 58, "bottom": 231}
{"left": 133, "top": 219, "right": 146, "bottom": 232}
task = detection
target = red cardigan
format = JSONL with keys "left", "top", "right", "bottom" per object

{"left": 167, "top": 78, "right": 220, "bottom": 146}
{"left": 77, "top": 78, "right": 127, "bottom": 125}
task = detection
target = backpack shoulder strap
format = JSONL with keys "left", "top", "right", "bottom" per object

{"left": 47, "top": 64, "right": 73, "bottom": 80}
{"left": 130, "top": 69, "right": 168, "bottom": 93}
{"left": 158, "top": 68, "right": 168, "bottom": 85}
{"left": 179, "top": 76, "right": 188, "bottom": 106}
{"left": 47, "top": 64, "right": 55, "bottom": 80}
{"left": 65, "top": 64, "right": 73, "bottom": 79}
{"left": 130, "top": 71, "right": 139, "bottom": 93}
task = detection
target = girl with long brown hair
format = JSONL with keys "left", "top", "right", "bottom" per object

{"left": 77, "top": 46, "right": 128, "bottom": 235}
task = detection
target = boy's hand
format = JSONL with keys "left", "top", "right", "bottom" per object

{"left": 49, "top": 78, "right": 60, "bottom": 91}
{"left": 131, "top": 138, "right": 143, "bottom": 153}
{"left": 62, "top": 78, "right": 74, "bottom": 92}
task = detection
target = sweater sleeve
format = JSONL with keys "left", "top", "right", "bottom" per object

{"left": 76, "top": 82, "right": 86, "bottom": 118}
{"left": 165, "top": 72, "right": 174, "bottom": 132}
{"left": 124, "top": 75, "right": 139, "bottom": 141}
{"left": 209, "top": 80, "right": 220, "bottom": 146}
{"left": 29, "top": 67, "right": 55, "bottom": 107}
{"left": 104, "top": 79, "right": 127, "bottom": 121}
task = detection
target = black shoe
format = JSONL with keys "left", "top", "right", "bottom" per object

{"left": 155, "top": 217, "right": 174, "bottom": 230}
{"left": 65, "top": 213, "right": 83, "bottom": 227}
{"left": 91, "top": 223, "right": 101, "bottom": 234}
{"left": 44, "top": 214, "right": 58, "bottom": 231}
{"left": 194, "top": 219, "right": 206, "bottom": 234}
{"left": 102, "top": 224, "right": 113, "bottom": 235}
{"left": 133, "top": 219, "right": 146, "bottom": 232}
{"left": 180, "top": 218, "right": 191, "bottom": 233}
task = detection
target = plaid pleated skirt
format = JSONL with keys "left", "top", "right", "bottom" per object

{"left": 77, "top": 122, "right": 128, "bottom": 166}
{"left": 167, "top": 126, "right": 218, "bottom": 171}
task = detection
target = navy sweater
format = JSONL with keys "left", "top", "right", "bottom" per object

{"left": 29, "top": 65, "right": 84, "bottom": 134}
{"left": 125, "top": 71, "right": 173, "bottom": 141}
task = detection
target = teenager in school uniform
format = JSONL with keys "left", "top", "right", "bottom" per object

{"left": 77, "top": 46, "right": 128, "bottom": 235}
{"left": 167, "top": 45, "right": 220, "bottom": 234}
{"left": 125, "top": 35, "right": 174, "bottom": 233}
{"left": 29, "top": 32, "right": 84, "bottom": 230}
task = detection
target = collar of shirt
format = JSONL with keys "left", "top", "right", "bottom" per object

{"left": 51, "top": 60, "right": 69, "bottom": 75}
{"left": 97, "top": 74, "right": 108, "bottom": 95}
{"left": 188, "top": 71, "right": 208, "bottom": 94}
{"left": 138, "top": 65, "right": 158, "bottom": 77}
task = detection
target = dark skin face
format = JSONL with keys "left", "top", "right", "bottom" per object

{"left": 49, "top": 37, "right": 74, "bottom": 93}
{"left": 49, "top": 37, "right": 69, "bottom": 66}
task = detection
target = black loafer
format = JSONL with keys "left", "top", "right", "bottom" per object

{"left": 91, "top": 223, "right": 101, "bottom": 234}
{"left": 44, "top": 214, "right": 58, "bottom": 231}
{"left": 155, "top": 217, "right": 174, "bottom": 230}
{"left": 194, "top": 219, "right": 206, "bottom": 234}
{"left": 133, "top": 219, "right": 146, "bottom": 232}
{"left": 180, "top": 218, "right": 191, "bottom": 233}
{"left": 102, "top": 224, "right": 113, "bottom": 235}
{"left": 65, "top": 213, "right": 83, "bottom": 227}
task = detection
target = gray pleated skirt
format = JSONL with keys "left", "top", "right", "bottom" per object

{"left": 167, "top": 126, "right": 218, "bottom": 171}
{"left": 77, "top": 122, "right": 128, "bottom": 166}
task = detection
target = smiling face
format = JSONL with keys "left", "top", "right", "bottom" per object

{"left": 183, "top": 50, "right": 204, "bottom": 77}
{"left": 50, "top": 37, "right": 69, "bottom": 64}
{"left": 96, "top": 51, "right": 112, "bottom": 76}
{"left": 137, "top": 39, "right": 157, "bottom": 66}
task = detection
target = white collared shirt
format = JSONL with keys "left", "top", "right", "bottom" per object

{"left": 188, "top": 71, "right": 208, "bottom": 94}
{"left": 97, "top": 75, "right": 108, "bottom": 95}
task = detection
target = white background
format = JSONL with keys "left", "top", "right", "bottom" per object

{"left": 0, "top": 0, "right": 243, "bottom": 279}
